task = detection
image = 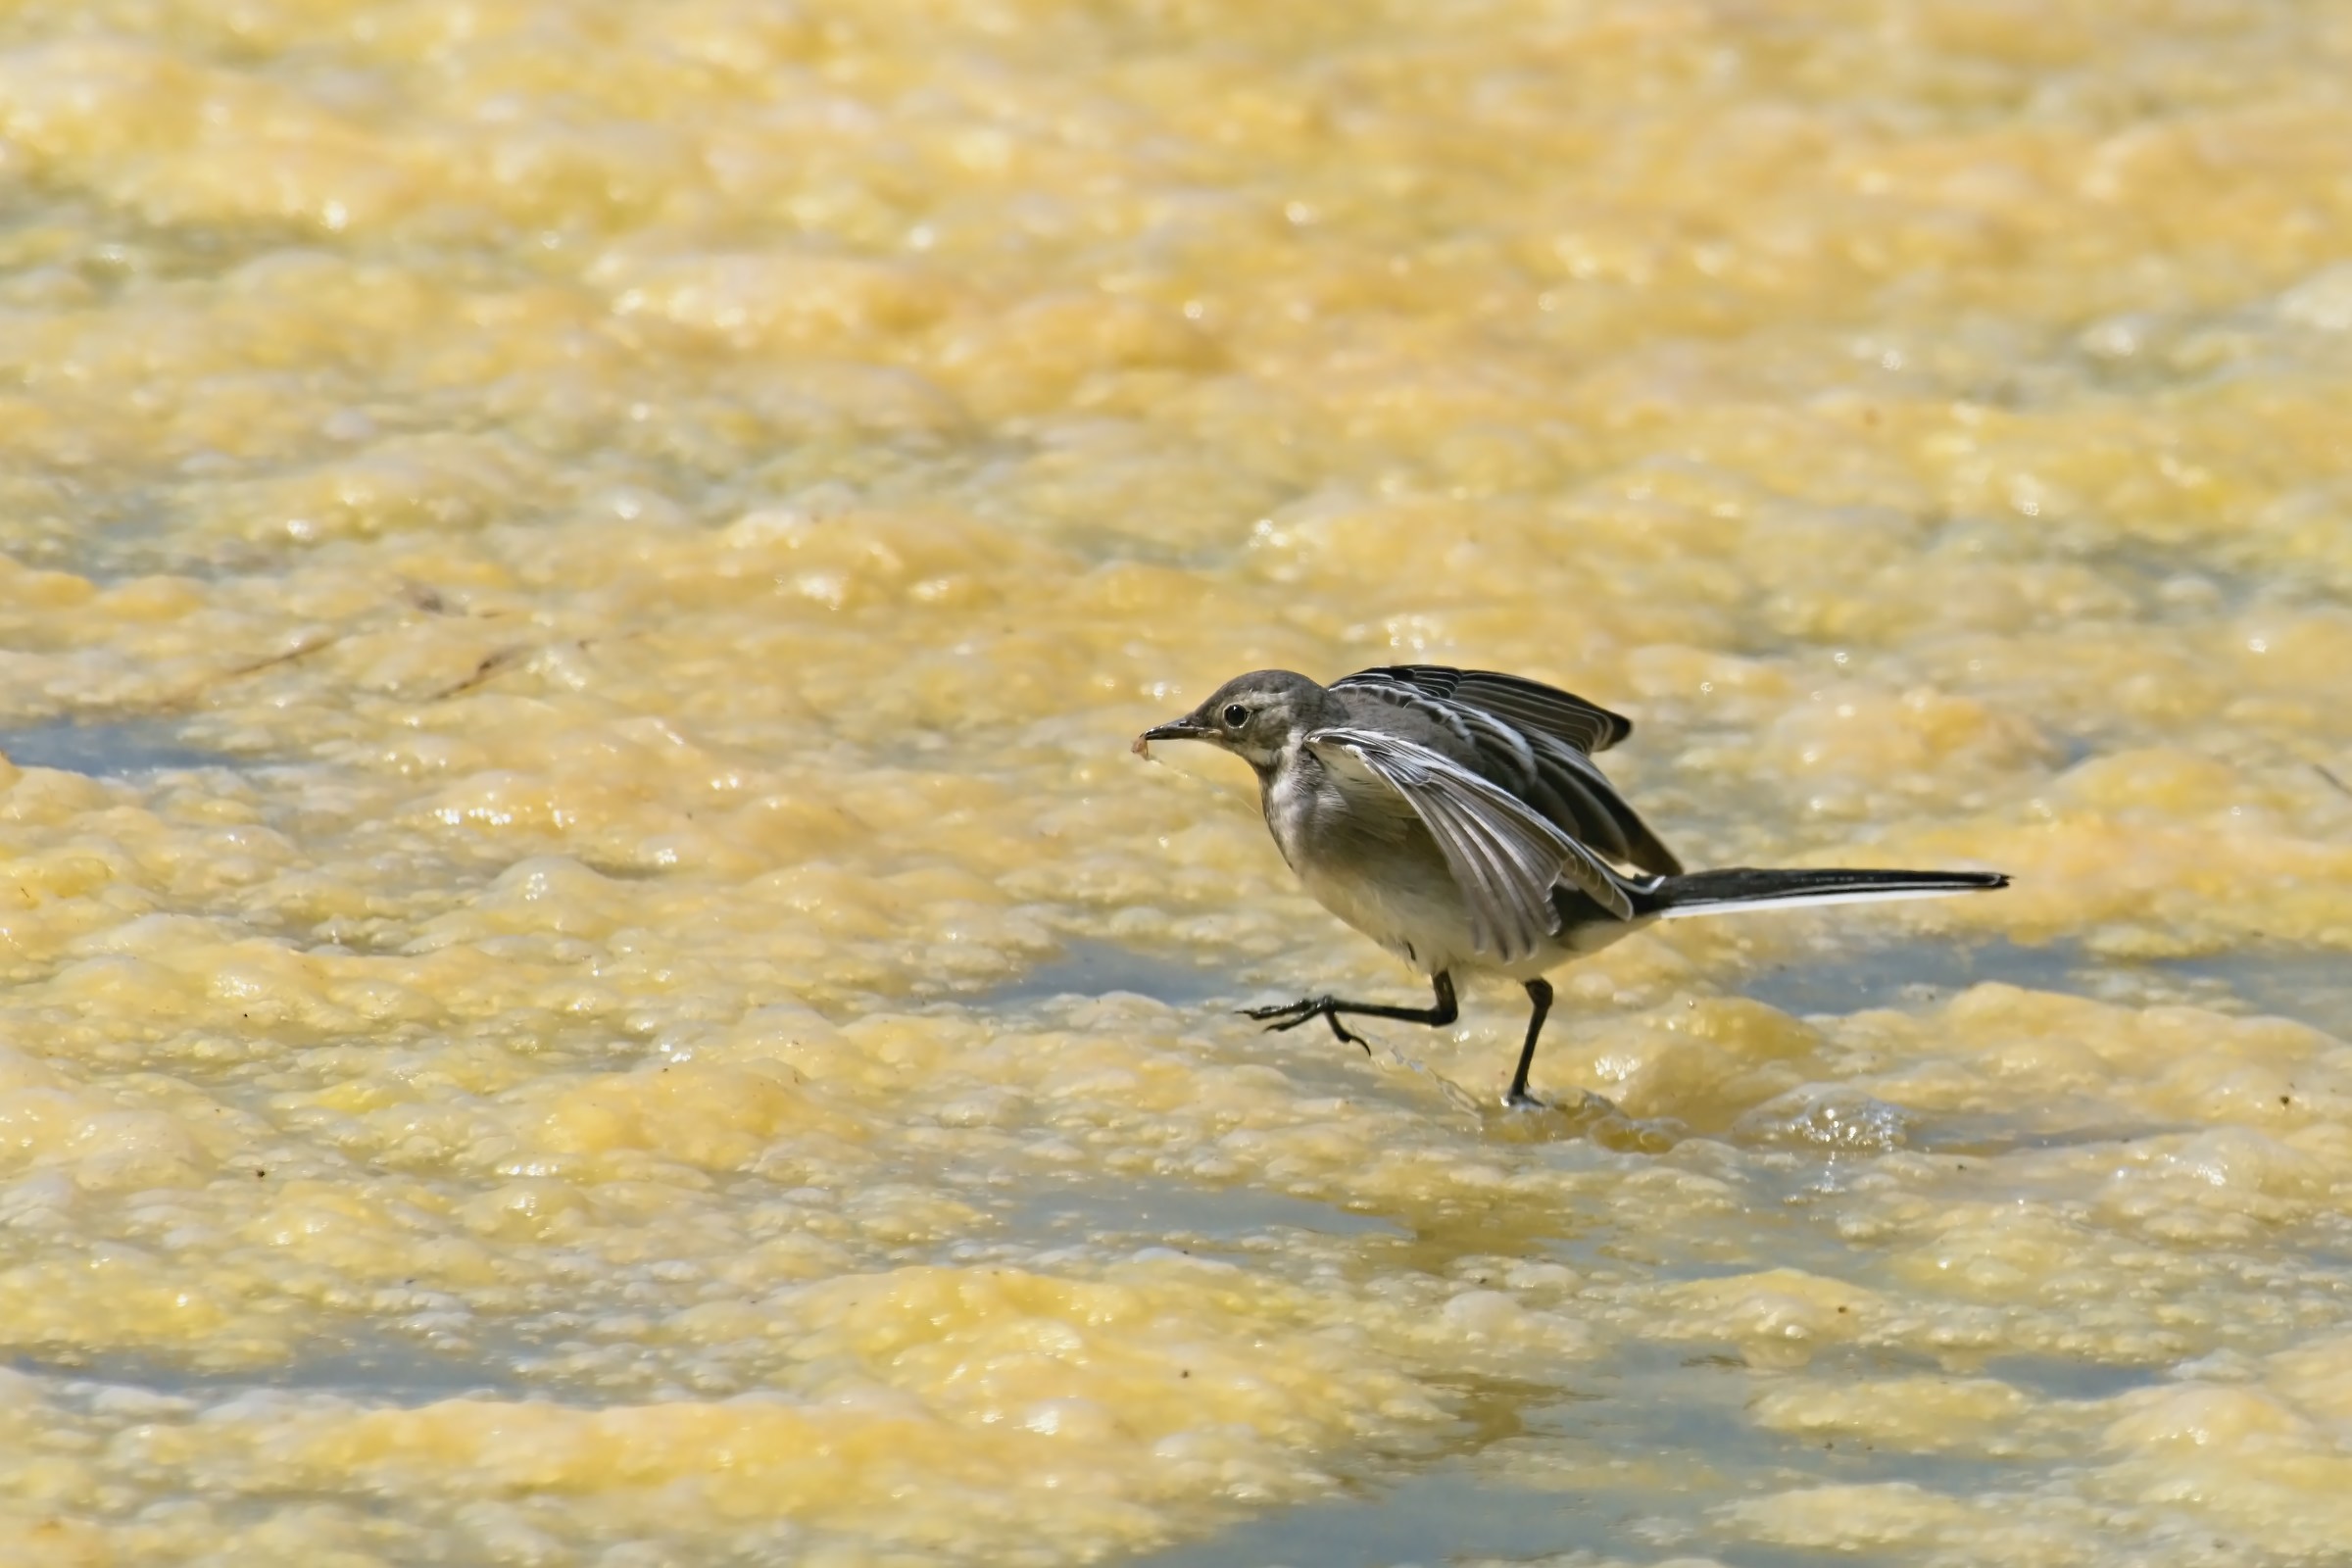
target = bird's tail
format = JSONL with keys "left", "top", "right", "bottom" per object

{"left": 1632, "top": 866, "right": 2008, "bottom": 920}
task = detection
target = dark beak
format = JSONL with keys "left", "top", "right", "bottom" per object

{"left": 1133, "top": 716, "right": 1208, "bottom": 756}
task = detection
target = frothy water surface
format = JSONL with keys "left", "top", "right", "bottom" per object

{"left": 1, "top": 0, "right": 2349, "bottom": 1562}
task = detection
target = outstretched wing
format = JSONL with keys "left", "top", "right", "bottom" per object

{"left": 1332, "top": 665, "right": 1683, "bottom": 876}
{"left": 1335, "top": 664, "right": 1632, "bottom": 753}
{"left": 1306, "top": 726, "right": 1636, "bottom": 963}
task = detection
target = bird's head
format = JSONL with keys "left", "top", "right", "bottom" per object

{"left": 1134, "top": 669, "right": 1331, "bottom": 769}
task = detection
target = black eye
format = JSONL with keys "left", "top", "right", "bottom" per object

{"left": 1221, "top": 703, "right": 1249, "bottom": 727}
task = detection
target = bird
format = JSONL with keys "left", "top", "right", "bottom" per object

{"left": 1133, "top": 664, "right": 2008, "bottom": 1106}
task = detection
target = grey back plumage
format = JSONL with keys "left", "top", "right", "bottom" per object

{"left": 1331, "top": 665, "right": 1683, "bottom": 876}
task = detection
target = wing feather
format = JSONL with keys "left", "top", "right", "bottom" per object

{"left": 1332, "top": 665, "right": 1684, "bottom": 875}
{"left": 1335, "top": 664, "right": 1633, "bottom": 753}
{"left": 1306, "top": 727, "right": 1636, "bottom": 962}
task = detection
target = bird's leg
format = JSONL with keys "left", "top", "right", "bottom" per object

{"left": 1503, "top": 978, "right": 1554, "bottom": 1107}
{"left": 1242, "top": 972, "right": 1458, "bottom": 1054}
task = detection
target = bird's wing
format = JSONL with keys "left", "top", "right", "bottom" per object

{"left": 1305, "top": 726, "right": 1636, "bottom": 962}
{"left": 1332, "top": 665, "right": 1684, "bottom": 875}
{"left": 1334, "top": 664, "right": 1632, "bottom": 752}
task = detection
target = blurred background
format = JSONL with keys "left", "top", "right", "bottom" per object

{"left": 0, "top": 0, "right": 2349, "bottom": 1563}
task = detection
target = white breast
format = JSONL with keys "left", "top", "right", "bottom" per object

{"left": 1261, "top": 743, "right": 1644, "bottom": 980}
{"left": 1263, "top": 748, "right": 1482, "bottom": 974}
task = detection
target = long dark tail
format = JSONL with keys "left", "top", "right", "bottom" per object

{"left": 1632, "top": 866, "right": 2008, "bottom": 920}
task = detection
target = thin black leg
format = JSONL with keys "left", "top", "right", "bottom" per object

{"left": 1242, "top": 972, "right": 1457, "bottom": 1054}
{"left": 1504, "top": 978, "right": 1553, "bottom": 1106}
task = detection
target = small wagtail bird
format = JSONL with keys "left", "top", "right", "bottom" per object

{"left": 1135, "top": 665, "right": 2008, "bottom": 1106}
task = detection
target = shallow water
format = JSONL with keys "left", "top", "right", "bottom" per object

{"left": 2, "top": 0, "right": 2351, "bottom": 1563}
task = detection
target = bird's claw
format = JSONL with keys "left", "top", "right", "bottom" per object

{"left": 1240, "top": 998, "right": 1370, "bottom": 1052}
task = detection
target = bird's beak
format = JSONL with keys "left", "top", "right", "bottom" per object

{"left": 1132, "top": 716, "right": 1207, "bottom": 758}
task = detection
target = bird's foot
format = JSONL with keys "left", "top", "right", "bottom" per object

{"left": 1501, "top": 1087, "right": 1620, "bottom": 1115}
{"left": 1239, "top": 998, "right": 1370, "bottom": 1052}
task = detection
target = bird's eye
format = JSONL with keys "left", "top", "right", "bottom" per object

{"left": 1221, "top": 703, "right": 1249, "bottom": 727}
